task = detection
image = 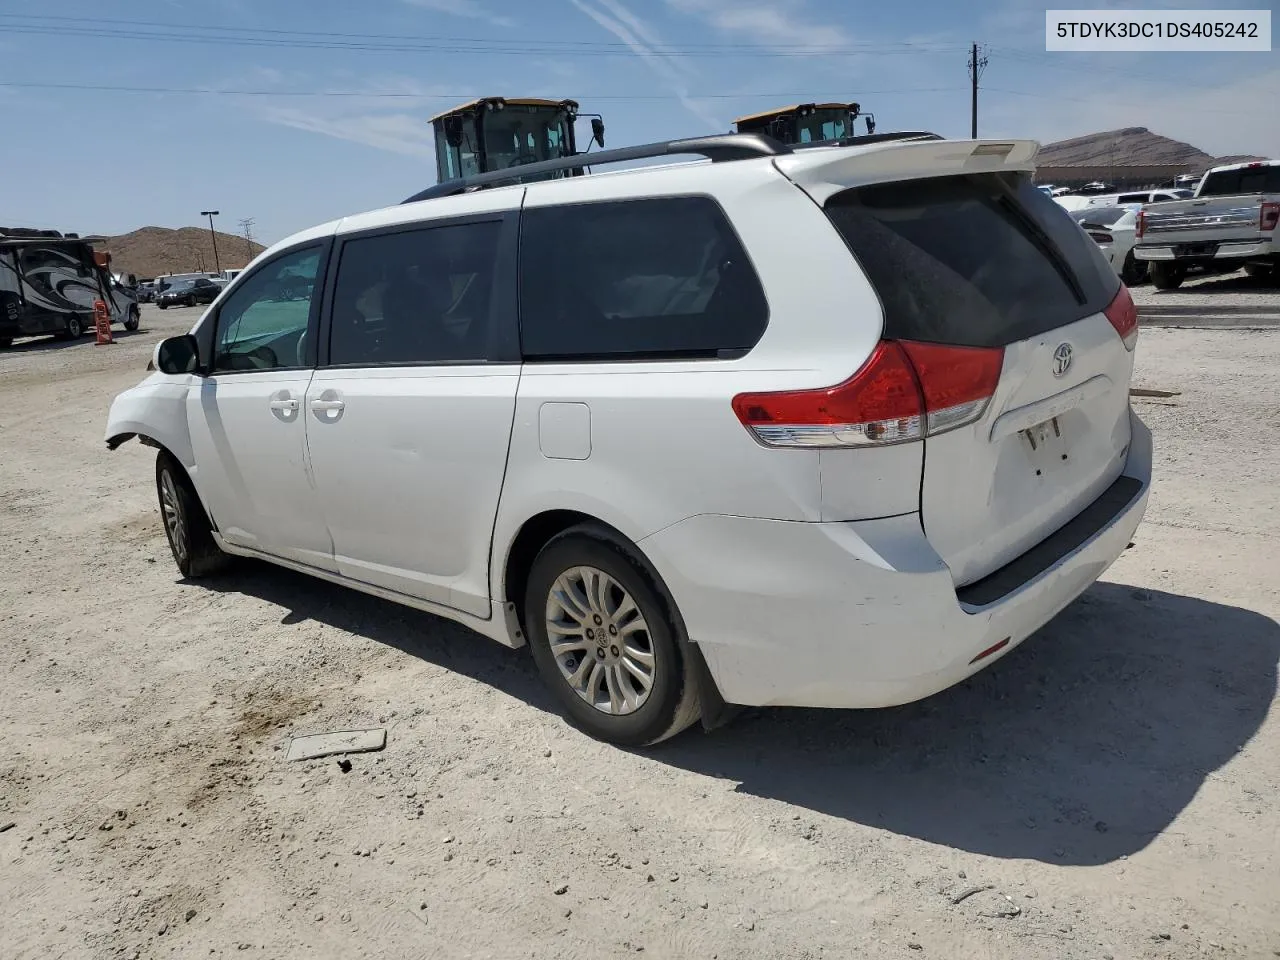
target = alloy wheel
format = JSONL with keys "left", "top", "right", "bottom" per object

{"left": 160, "top": 469, "right": 188, "bottom": 565}
{"left": 545, "top": 565, "right": 656, "bottom": 716}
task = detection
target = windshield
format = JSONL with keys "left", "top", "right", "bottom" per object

{"left": 796, "top": 108, "right": 853, "bottom": 143}
{"left": 435, "top": 106, "right": 572, "bottom": 183}
{"left": 1199, "top": 165, "right": 1280, "bottom": 196}
{"left": 482, "top": 107, "right": 572, "bottom": 174}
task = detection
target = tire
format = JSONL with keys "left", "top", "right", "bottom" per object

{"left": 185, "top": 296, "right": 196, "bottom": 308}
{"left": 124, "top": 307, "right": 140, "bottom": 331}
{"left": 158, "top": 302, "right": 168, "bottom": 310}
{"left": 524, "top": 525, "right": 701, "bottom": 747}
{"left": 0, "top": 337, "right": 11, "bottom": 349}
{"left": 1243, "top": 262, "right": 1278, "bottom": 282}
{"left": 1149, "top": 261, "right": 1185, "bottom": 290}
{"left": 1120, "top": 250, "right": 1147, "bottom": 286}
{"left": 155, "top": 451, "right": 231, "bottom": 578}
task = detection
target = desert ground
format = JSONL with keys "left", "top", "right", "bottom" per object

{"left": 1, "top": 299, "right": 1278, "bottom": 960}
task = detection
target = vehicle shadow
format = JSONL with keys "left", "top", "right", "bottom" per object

{"left": 7, "top": 328, "right": 149, "bottom": 352}
{"left": 203, "top": 560, "right": 557, "bottom": 713}
{"left": 657, "top": 581, "right": 1279, "bottom": 865}
{"left": 203, "top": 567, "right": 1277, "bottom": 865}
{"left": 1147, "top": 271, "right": 1280, "bottom": 304}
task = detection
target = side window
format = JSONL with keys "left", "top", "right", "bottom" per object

{"left": 518, "top": 197, "right": 769, "bottom": 361}
{"left": 213, "top": 247, "right": 321, "bottom": 373}
{"left": 328, "top": 220, "right": 502, "bottom": 366}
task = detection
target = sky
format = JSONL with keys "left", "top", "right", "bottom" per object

{"left": 0, "top": 0, "right": 1276, "bottom": 245}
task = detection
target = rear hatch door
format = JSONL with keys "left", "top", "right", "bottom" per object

{"left": 777, "top": 142, "right": 1136, "bottom": 586}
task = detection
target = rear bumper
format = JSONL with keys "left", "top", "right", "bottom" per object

{"left": 641, "top": 412, "right": 1152, "bottom": 709}
{"left": 1135, "top": 239, "right": 1274, "bottom": 261}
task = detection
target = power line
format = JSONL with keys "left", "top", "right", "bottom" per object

{"left": 0, "top": 79, "right": 957, "bottom": 100}
{"left": 0, "top": 13, "right": 954, "bottom": 51}
{"left": 0, "top": 18, "right": 962, "bottom": 58}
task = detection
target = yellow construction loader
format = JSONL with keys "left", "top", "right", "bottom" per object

{"left": 733, "top": 102, "right": 875, "bottom": 145}
{"left": 430, "top": 97, "right": 605, "bottom": 183}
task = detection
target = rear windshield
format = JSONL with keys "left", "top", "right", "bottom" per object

{"left": 825, "top": 174, "right": 1120, "bottom": 347}
{"left": 1071, "top": 206, "right": 1132, "bottom": 227}
{"left": 1198, "top": 165, "right": 1280, "bottom": 197}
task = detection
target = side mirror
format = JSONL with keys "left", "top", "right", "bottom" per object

{"left": 591, "top": 117, "right": 605, "bottom": 148}
{"left": 155, "top": 334, "right": 201, "bottom": 375}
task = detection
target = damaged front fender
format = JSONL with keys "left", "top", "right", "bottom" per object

{"left": 104, "top": 372, "right": 195, "bottom": 468}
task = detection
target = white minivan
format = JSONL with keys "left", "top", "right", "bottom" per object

{"left": 106, "top": 133, "right": 1151, "bottom": 746}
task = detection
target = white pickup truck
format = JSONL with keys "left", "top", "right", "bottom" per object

{"left": 1133, "top": 160, "right": 1280, "bottom": 289}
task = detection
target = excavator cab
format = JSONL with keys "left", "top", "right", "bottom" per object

{"left": 431, "top": 97, "right": 604, "bottom": 184}
{"left": 733, "top": 102, "right": 875, "bottom": 146}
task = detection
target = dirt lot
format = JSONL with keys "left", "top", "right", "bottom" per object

{"left": 2, "top": 305, "right": 1279, "bottom": 960}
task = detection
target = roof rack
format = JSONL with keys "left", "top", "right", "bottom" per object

{"left": 402, "top": 132, "right": 790, "bottom": 204}
{"left": 791, "top": 131, "right": 945, "bottom": 150}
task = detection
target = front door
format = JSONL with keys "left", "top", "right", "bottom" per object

{"left": 186, "top": 244, "right": 335, "bottom": 570}
{"left": 304, "top": 213, "right": 520, "bottom": 616}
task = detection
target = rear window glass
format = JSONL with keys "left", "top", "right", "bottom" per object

{"left": 1198, "top": 166, "right": 1280, "bottom": 196}
{"left": 1071, "top": 206, "right": 1131, "bottom": 227}
{"left": 518, "top": 197, "right": 768, "bottom": 361}
{"left": 824, "top": 174, "right": 1120, "bottom": 347}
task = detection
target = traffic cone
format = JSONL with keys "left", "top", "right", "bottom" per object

{"left": 93, "top": 299, "right": 114, "bottom": 345}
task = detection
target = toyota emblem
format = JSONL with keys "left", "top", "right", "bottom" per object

{"left": 1052, "top": 342, "right": 1073, "bottom": 378}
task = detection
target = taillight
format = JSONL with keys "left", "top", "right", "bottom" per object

{"left": 899, "top": 342, "right": 1004, "bottom": 435}
{"left": 1261, "top": 202, "right": 1280, "bottom": 232}
{"left": 732, "top": 341, "right": 1003, "bottom": 448}
{"left": 1105, "top": 284, "right": 1139, "bottom": 351}
{"left": 1135, "top": 209, "right": 1146, "bottom": 239}
{"left": 1087, "top": 231, "right": 1114, "bottom": 244}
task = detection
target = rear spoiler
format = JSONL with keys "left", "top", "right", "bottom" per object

{"left": 773, "top": 138, "right": 1041, "bottom": 203}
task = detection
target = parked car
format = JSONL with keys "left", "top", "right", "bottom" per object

{"left": 156, "top": 277, "right": 221, "bottom": 309}
{"left": 1084, "top": 188, "right": 1193, "bottom": 208}
{"left": 1135, "top": 159, "right": 1280, "bottom": 288}
{"left": 1071, "top": 205, "right": 1146, "bottom": 285}
{"left": 136, "top": 282, "right": 157, "bottom": 303}
{"left": 1056, "top": 188, "right": 1191, "bottom": 213}
{"left": 105, "top": 132, "right": 1151, "bottom": 746}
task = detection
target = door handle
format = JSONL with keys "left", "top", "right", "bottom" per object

{"left": 310, "top": 399, "right": 345, "bottom": 412}
{"left": 268, "top": 398, "right": 299, "bottom": 412}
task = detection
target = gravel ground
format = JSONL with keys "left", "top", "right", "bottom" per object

{"left": 1, "top": 305, "right": 1279, "bottom": 960}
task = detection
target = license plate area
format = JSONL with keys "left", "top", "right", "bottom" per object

{"left": 1021, "top": 416, "right": 1071, "bottom": 475}
{"left": 1174, "top": 241, "right": 1220, "bottom": 257}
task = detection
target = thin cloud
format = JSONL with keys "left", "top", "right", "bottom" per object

{"left": 569, "top": 0, "right": 722, "bottom": 130}
{"left": 258, "top": 106, "right": 438, "bottom": 157}
{"left": 664, "top": 0, "right": 850, "bottom": 50}
{"left": 240, "top": 73, "right": 464, "bottom": 157}
{"left": 403, "top": 0, "right": 516, "bottom": 29}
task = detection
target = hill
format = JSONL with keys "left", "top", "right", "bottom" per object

{"left": 1038, "top": 126, "right": 1267, "bottom": 170}
{"left": 101, "top": 226, "right": 265, "bottom": 280}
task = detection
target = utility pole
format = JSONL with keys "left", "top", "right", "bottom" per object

{"left": 201, "top": 210, "right": 221, "bottom": 274}
{"left": 968, "top": 42, "right": 989, "bottom": 139}
{"left": 237, "top": 217, "right": 256, "bottom": 262}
